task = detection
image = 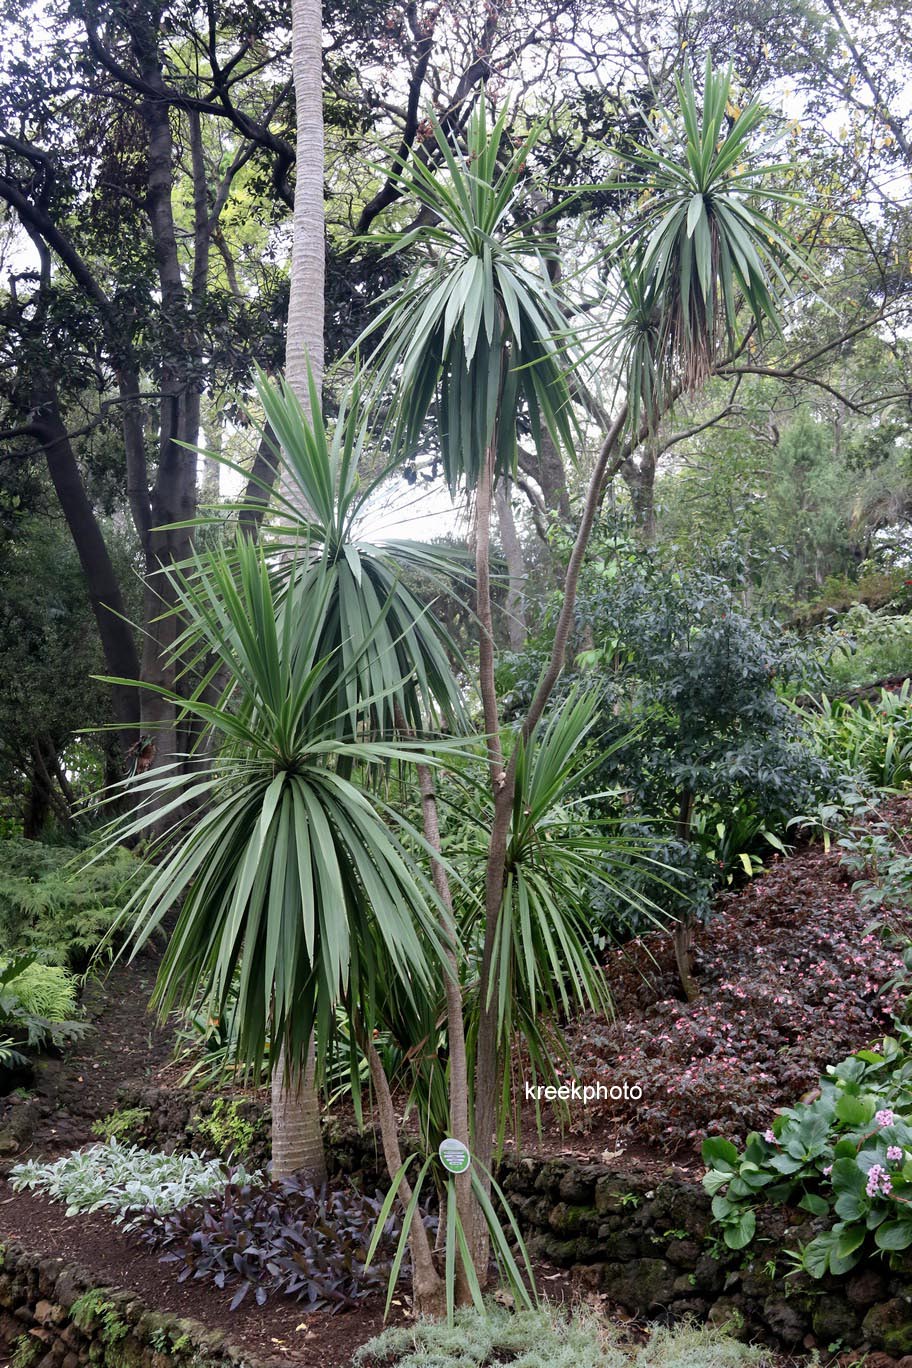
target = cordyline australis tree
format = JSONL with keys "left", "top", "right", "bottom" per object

{"left": 354, "top": 63, "right": 809, "bottom": 1298}
{"left": 101, "top": 59, "right": 809, "bottom": 1319}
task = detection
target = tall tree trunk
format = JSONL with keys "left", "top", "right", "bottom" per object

{"left": 270, "top": 0, "right": 328, "bottom": 1184}
{"left": 30, "top": 383, "right": 141, "bottom": 754}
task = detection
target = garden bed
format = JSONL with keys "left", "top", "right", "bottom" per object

{"left": 0, "top": 1182, "right": 407, "bottom": 1367}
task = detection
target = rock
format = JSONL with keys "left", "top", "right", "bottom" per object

{"left": 846, "top": 1270, "right": 888, "bottom": 1308}
{"left": 863, "top": 1299, "right": 912, "bottom": 1355}
{"left": 763, "top": 1296, "right": 809, "bottom": 1345}
{"left": 34, "top": 1300, "right": 64, "bottom": 1326}
{"left": 537, "top": 1235, "right": 603, "bottom": 1265}
{"left": 573, "top": 1265, "right": 604, "bottom": 1292}
{"left": 597, "top": 1231, "right": 639, "bottom": 1262}
{"left": 547, "top": 1202, "right": 596, "bottom": 1237}
{"left": 812, "top": 1295, "right": 862, "bottom": 1347}
{"left": 50, "top": 1270, "right": 84, "bottom": 1313}
{"left": 708, "top": 1299, "right": 747, "bottom": 1337}
{"left": 595, "top": 1177, "right": 635, "bottom": 1215}
{"left": 673, "top": 1273, "right": 699, "bottom": 1297}
{"left": 558, "top": 1165, "right": 600, "bottom": 1204}
{"left": 692, "top": 1253, "right": 725, "bottom": 1295}
{"left": 665, "top": 1238, "right": 701, "bottom": 1267}
{"left": 602, "top": 1258, "right": 677, "bottom": 1309}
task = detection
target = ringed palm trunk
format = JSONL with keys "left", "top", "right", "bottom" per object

{"left": 271, "top": 0, "right": 328, "bottom": 1184}
{"left": 271, "top": 1038, "right": 326, "bottom": 1183}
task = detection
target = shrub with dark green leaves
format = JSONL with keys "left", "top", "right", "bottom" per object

{"left": 499, "top": 526, "right": 832, "bottom": 947}
{"left": 138, "top": 1177, "right": 409, "bottom": 1311}
{"left": 704, "top": 1029, "right": 912, "bottom": 1276}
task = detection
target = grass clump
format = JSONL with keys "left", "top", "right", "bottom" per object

{"left": 355, "top": 1305, "right": 770, "bottom": 1368}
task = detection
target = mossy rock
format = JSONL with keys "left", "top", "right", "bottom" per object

{"left": 863, "top": 1298, "right": 912, "bottom": 1355}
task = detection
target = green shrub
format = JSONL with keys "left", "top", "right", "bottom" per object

{"left": 0, "top": 839, "right": 141, "bottom": 971}
{"left": 356, "top": 1304, "right": 770, "bottom": 1368}
{"left": 703, "top": 1029, "right": 912, "bottom": 1276}
{"left": 0, "top": 954, "right": 86, "bottom": 1057}
{"left": 193, "top": 1096, "right": 263, "bottom": 1159}
{"left": 820, "top": 602, "right": 912, "bottom": 689}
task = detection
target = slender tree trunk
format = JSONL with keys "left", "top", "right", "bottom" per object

{"left": 365, "top": 1039, "right": 444, "bottom": 1318}
{"left": 674, "top": 790, "right": 699, "bottom": 1002}
{"left": 271, "top": 0, "right": 328, "bottom": 1180}
{"left": 471, "top": 442, "right": 511, "bottom": 1281}
{"left": 394, "top": 705, "right": 472, "bottom": 1307}
{"left": 494, "top": 478, "right": 527, "bottom": 650}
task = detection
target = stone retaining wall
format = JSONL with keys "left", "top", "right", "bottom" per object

{"left": 45, "top": 1085, "right": 912, "bottom": 1354}
{"left": 498, "top": 1153, "right": 912, "bottom": 1355}
{"left": 0, "top": 1242, "right": 273, "bottom": 1368}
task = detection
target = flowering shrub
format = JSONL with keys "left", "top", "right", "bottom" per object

{"left": 703, "top": 1030, "right": 912, "bottom": 1275}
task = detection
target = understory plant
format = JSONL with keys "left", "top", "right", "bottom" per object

{"left": 820, "top": 603, "right": 912, "bottom": 690}
{"left": 503, "top": 527, "right": 828, "bottom": 995}
{"left": 0, "top": 954, "right": 86, "bottom": 1064}
{"left": 0, "top": 838, "right": 140, "bottom": 972}
{"left": 138, "top": 1175, "right": 405, "bottom": 1311}
{"left": 10, "top": 1139, "right": 258, "bottom": 1227}
{"left": 804, "top": 683, "right": 912, "bottom": 790}
{"left": 356, "top": 1304, "right": 772, "bottom": 1368}
{"left": 703, "top": 1029, "right": 912, "bottom": 1273}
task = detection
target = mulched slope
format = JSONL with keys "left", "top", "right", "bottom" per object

{"left": 557, "top": 813, "right": 912, "bottom": 1157}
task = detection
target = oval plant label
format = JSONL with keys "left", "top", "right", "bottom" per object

{"left": 438, "top": 1137, "right": 471, "bottom": 1174}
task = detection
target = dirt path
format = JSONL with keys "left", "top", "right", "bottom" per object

{"left": 0, "top": 941, "right": 175, "bottom": 1159}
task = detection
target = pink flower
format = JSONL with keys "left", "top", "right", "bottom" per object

{"left": 866, "top": 1164, "right": 893, "bottom": 1197}
{"left": 888, "top": 1146, "right": 904, "bottom": 1162}
{"left": 822, "top": 1164, "right": 832, "bottom": 1176}
{"left": 876, "top": 1109, "right": 896, "bottom": 1128}
{"left": 763, "top": 1129, "right": 776, "bottom": 1143}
